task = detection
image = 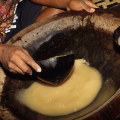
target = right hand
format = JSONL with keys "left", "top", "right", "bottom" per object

{"left": 66, "top": 0, "right": 99, "bottom": 13}
{"left": 0, "top": 45, "right": 41, "bottom": 75}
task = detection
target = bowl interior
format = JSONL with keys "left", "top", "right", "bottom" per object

{"left": 2, "top": 13, "right": 120, "bottom": 120}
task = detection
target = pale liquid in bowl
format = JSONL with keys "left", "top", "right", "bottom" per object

{"left": 16, "top": 59, "right": 102, "bottom": 116}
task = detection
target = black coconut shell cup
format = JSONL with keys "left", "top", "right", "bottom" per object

{"left": 114, "top": 26, "right": 120, "bottom": 46}
{"left": 34, "top": 54, "right": 74, "bottom": 85}
{"left": 1, "top": 6, "right": 120, "bottom": 120}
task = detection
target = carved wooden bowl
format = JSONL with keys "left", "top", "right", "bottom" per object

{"left": 0, "top": 7, "right": 120, "bottom": 120}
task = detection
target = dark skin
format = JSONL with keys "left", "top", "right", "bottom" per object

{"left": 0, "top": 45, "right": 41, "bottom": 75}
{"left": 0, "top": 0, "right": 98, "bottom": 75}
{"left": 31, "top": 0, "right": 98, "bottom": 13}
{"left": 36, "top": 7, "right": 65, "bottom": 22}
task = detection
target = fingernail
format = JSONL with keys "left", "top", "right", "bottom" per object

{"left": 35, "top": 64, "right": 42, "bottom": 72}
{"left": 37, "top": 68, "right": 41, "bottom": 72}
{"left": 90, "top": 8, "right": 95, "bottom": 12}
{"left": 36, "top": 65, "right": 41, "bottom": 72}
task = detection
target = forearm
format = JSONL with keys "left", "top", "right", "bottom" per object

{"left": 0, "top": 44, "right": 6, "bottom": 58}
{"left": 30, "top": 0, "right": 70, "bottom": 9}
{"left": 36, "top": 8, "right": 65, "bottom": 22}
{"left": 30, "top": 0, "right": 98, "bottom": 13}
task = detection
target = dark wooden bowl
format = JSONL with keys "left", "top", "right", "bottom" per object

{"left": 1, "top": 7, "right": 120, "bottom": 120}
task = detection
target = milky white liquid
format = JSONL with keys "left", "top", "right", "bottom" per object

{"left": 16, "top": 59, "right": 102, "bottom": 116}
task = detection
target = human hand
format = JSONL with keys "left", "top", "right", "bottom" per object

{"left": 66, "top": 0, "right": 98, "bottom": 13}
{"left": 0, "top": 45, "right": 41, "bottom": 75}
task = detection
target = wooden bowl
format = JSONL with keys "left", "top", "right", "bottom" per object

{"left": 0, "top": 7, "right": 120, "bottom": 120}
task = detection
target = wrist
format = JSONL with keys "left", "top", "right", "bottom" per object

{"left": 0, "top": 44, "right": 9, "bottom": 57}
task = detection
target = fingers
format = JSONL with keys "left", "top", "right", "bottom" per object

{"left": 9, "top": 56, "right": 33, "bottom": 75}
{"left": 68, "top": 0, "right": 98, "bottom": 13}
{"left": 81, "top": 0, "right": 95, "bottom": 13}
{"left": 78, "top": 0, "right": 97, "bottom": 13}
{"left": 85, "top": 0, "right": 98, "bottom": 9}
{"left": 0, "top": 45, "right": 41, "bottom": 75}
{"left": 8, "top": 49, "right": 41, "bottom": 75}
{"left": 22, "top": 50, "right": 41, "bottom": 73}
{"left": 8, "top": 62, "right": 25, "bottom": 74}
